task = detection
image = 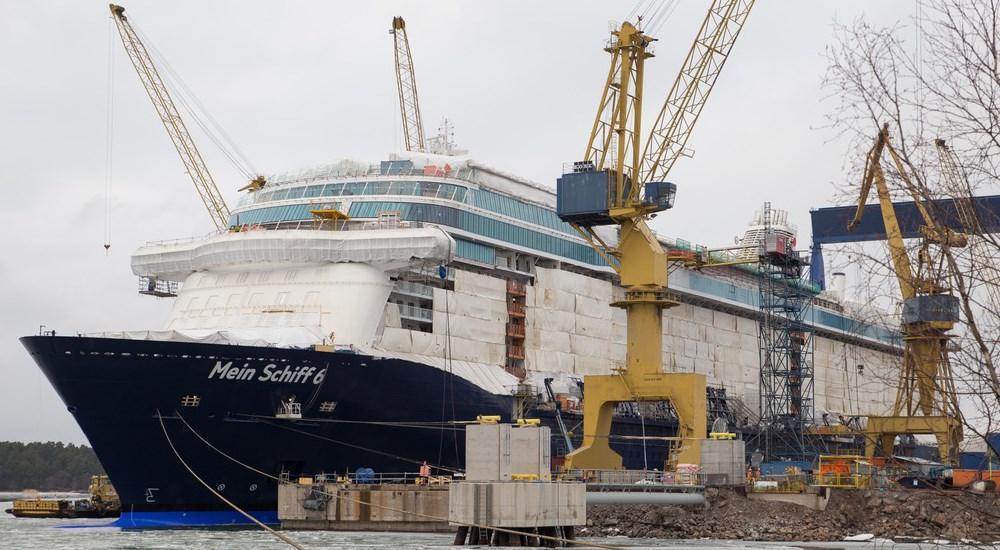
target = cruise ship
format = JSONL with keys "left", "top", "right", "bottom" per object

{"left": 21, "top": 132, "right": 901, "bottom": 527}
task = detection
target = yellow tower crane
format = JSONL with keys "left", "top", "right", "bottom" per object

{"left": 110, "top": 4, "right": 265, "bottom": 229}
{"left": 558, "top": 0, "right": 754, "bottom": 470}
{"left": 390, "top": 16, "right": 426, "bottom": 153}
{"left": 849, "top": 123, "right": 964, "bottom": 464}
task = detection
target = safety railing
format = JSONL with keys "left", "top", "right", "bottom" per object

{"left": 260, "top": 165, "right": 478, "bottom": 190}
{"left": 506, "top": 344, "right": 525, "bottom": 360}
{"left": 506, "top": 323, "right": 526, "bottom": 337}
{"left": 397, "top": 304, "right": 433, "bottom": 322}
{"left": 507, "top": 302, "right": 526, "bottom": 317}
{"left": 308, "top": 472, "right": 452, "bottom": 486}
{"left": 749, "top": 473, "right": 810, "bottom": 493}
{"left": 506, "top": 279, "right": 527, "bottom": 296}
{"left": 145, "top": 229, "right": 226, "bottom": 246}
{"left": 813, "top": 472, "right": 871, "bottom": 489}
{"left": 393, "top": 280, "right": 434, "bottom": 299}
{"left": 564, "top": 469, "right": 706, "bottom": 488}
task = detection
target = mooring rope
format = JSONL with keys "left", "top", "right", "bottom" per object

{"left": 172, "top": 410, "right": 626, "bottom": 550}
{"left": 155, "top": 411, "right": 305, "bottom": 550}
{"left": 258, "top": 417, "right": 463, "bottom": 473}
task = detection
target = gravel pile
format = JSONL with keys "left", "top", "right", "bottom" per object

{"left": 583, "top": 488, "right": 1000, "bottom": 543}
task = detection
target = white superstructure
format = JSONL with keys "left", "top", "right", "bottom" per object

{"left": 128, "top": 152, "right": 902, "bottom": 421}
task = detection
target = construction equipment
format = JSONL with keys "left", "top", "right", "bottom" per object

{"left": 544, "top": 377, "right": 575, "bottom": 454}
{"left": 110, "top": 4, "right": 254, "bottom": 230}
{"left": 390, "top": 16, "right": 426, "bottom": 152}
{"left": 848, "top": 123, "right": 964, "bottom": 464}
{"left": 556, "top": 0, "right": 754, "bottom": 470}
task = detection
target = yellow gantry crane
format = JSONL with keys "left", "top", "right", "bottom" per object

{"left": 110, "top": 4, "right": 262, "bottom": 230}
{"left": 558, "top": 0, "right": 754, "bottom": 470}
{"left": 390, "top": 17, "right": 426, "bottom": 153}
{"left": 848, "top": 123, "right": 964, "bottom": 464}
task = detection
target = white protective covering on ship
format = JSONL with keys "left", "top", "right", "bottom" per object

{"left": 132, "top": 228, "right": 453, "bottom": 282}
{"left": 130, "top": 228, "right": 454, "bottom": 348}
{"left": 90, "top": 328, "right": 321, "bottom": 348}
{"left": 377, "top": 264, "right": 898, "bottom": 416}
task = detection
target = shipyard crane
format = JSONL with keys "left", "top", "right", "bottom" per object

{"left": 935, "top": 139, "right": 1000, "bottom": 306}
{"left": 110, "top": 4, "right": 243, "bottom": 230}
{"left": 848, "top": 123, "right": 964, "bottom": 464}
{"left": 558, "top": 0, "right": 754, "bottom": 470}
{"left": 390, "top": 16, "right": 426, "bottom": 153}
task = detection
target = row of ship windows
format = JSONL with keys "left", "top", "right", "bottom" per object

{"left": 241, "top": 180, "right": 576, "bottom": 236}
{"left": 455, "top": 238, "right": 497, "bottom": 265}
{"left": 230, "top": 203, "right": 340, "bottom": 226}
{"left": 348, "top": 201, "right": 605, "bottom": 265}
{"left": 229, "top": 199, "right": 603, "bottom": 265}
{"left": 472, "top": 189, "right": 576, "bottom": 235}
{"left": 248, "top": 181, "right": 468, "bottom": 204}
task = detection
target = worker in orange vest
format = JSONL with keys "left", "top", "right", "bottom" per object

{"left": 419, "top": 461, "right": 431, "bottom": 479}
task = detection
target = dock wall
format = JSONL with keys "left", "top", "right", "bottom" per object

{"left": 278, "top": 483, "right": 452, "bottom": 532}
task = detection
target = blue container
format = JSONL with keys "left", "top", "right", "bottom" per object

{"left": 959, "top": 451, "right": 988, "bottom": 470}
{"left": 556, "top": 169, "right": 614, "bottom": 225}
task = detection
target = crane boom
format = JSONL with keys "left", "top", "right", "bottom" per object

{"left": 391, "top": 17, "right": 426, "bottom": 152}
{"left": 639, "top": 0, "right": 754, "bottom": 185}
{"left": 110, "top": 4, "right": 231, "bottom": 230}
{"left": 850, "top": 124, "right": 917, "bottom": 299}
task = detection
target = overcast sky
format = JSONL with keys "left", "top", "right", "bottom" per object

{"left": 0, "top": 1, "right": 914, "bottom": 445}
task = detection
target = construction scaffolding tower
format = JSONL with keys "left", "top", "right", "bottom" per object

{"left": 756, "top": 202, "right": 816, "bottom": 460}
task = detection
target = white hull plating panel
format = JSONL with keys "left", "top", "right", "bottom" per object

{"left": 373, "top": 265, "right": 899, "bottom": 419}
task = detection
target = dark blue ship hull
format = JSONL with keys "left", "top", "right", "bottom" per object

{"left": 20, "top": 335, "right": 676, "bottom": 528}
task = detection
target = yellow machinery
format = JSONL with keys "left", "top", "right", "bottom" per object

{"left": 110, "top": 4, "right": 267, "bottom": 225}
{"left": 557, "top": 0, "right": 754, "bottom": 470}
{"left": 390, "top": 17, "right": 426, "bottom": 153}
{"left": 814, "top": 455, "right": 872, "bottom": 489}
{"left": 848, "top": 123, "right": 964, "bottom": 464}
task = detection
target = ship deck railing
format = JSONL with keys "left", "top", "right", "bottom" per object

{"left": 143, "top": 219, "right": 428, "bottom": 248}
{"left": 266, "top": 164, "right": 479, "bottom": 189}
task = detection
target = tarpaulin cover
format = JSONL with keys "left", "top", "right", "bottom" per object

{"left": 132, "top": 228, "right": 454, "bottom": 281}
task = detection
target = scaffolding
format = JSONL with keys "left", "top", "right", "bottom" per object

{"left": 756, "top": 202, "right": 816, "bottom": 461}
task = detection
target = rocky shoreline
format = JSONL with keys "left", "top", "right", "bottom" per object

{"left": 583, "top": 488, "right": 1000, "bottom": 543}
